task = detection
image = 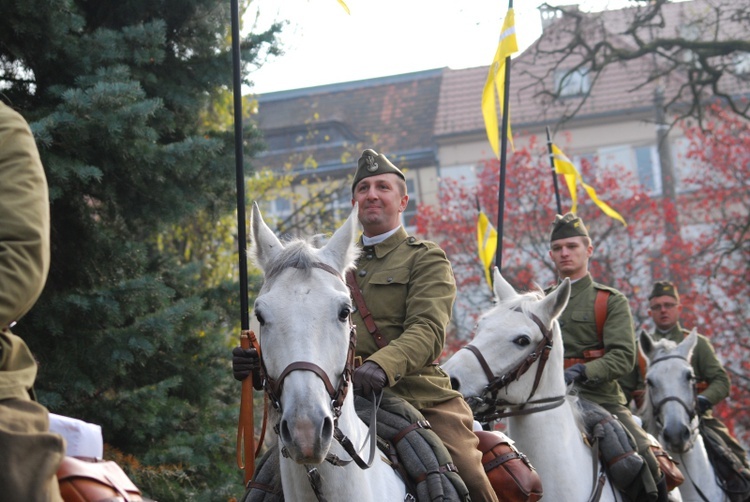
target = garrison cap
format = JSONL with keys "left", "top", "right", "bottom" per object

{"left": 649, "top": 281, "right": 680, "bottom": 302}
{"left": 549, "top": 212, "right": 589, "bottom": 242}
{"left": 351, "top": 149, "right": 405, "bottom": 193}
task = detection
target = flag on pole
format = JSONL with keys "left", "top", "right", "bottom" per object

{"left": 482, "top": 8, "right": 518, "bottom": 159}
{"left": 477, "top": 211, "right": 498, "bottom": 289}
{"left": 551, "top": 144, "right": 627, "bottom": 226}
{"left": 337, "top": 0, "right": 351, "bottom": 14}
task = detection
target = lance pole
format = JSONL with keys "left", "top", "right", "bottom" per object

{"left": 546, "top": 126, "right": 563, "bottom": 214}
{"left": 230, "top": 0, "right": 256, "bottom": 483}
{"left": 495, "top": 0, "right": 514, "bottom": 274}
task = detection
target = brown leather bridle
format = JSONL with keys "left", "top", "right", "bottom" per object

{"left": 647, "top": 353, "right": 699, "bottom": 427}
{"left": 258, "top": 261, "right": 380, "bottom": 483}
{"left": 463, "top": 307, "right": 565, "bottom": 423}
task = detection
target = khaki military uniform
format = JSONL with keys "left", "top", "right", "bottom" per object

{"left": 351, "top": 226, "right": 497, "bottom": 502}
{"left": 0, "top": 103, "right": 64, "bottom": 501}
{"left": 620, "top": 323, "right": 749, "bottom": 467}
{"left": 548, "top": 274, "right": 663, "bottom": 502}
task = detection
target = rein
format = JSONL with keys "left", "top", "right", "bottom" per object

{"left": 259, "top": 260, "right": 381, "bottom": 499}
{"left": 463, "top": 308, "right": 564, "bottom": 422}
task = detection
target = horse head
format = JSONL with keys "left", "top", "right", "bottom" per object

{"left": 640, "top": 328, "right": 700, "bottom": 454}
{"left": 249, "top": 202, "right": 360, "bottom": 465}
{"left": 443, "top": 268, "right": 570, "bottom": 418}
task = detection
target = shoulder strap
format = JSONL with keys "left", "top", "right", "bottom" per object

{"left": 346, "top": 270, "right": 388, "bottom": 349}
{"left": 594, "top": 290, "right": 611, "bottom": 347}
{"left": 636, "top": 344, "right": 648, "bottom": 381}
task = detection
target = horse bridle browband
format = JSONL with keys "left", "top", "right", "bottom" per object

{"left": 463, "top": 307, "right": 565, "bottom": 422}
{"left": 258, "top": 260, "right": 381, "bottom": 496}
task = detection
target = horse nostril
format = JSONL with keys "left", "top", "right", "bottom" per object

{"left": 450, "top": 377, "right": 460, "bottom": 391}
{"left": 680, "top": 425, "right": 691, "bottom": 443}
{"left": 321, "top": 416, "right": 333, "bottom": 441}
{"left": 280, "top": 419, "right": 292, "bottom": 444}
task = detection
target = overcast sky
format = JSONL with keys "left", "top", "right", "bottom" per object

{"left": 244, "top": 0, "right": 634, "bottom": 95}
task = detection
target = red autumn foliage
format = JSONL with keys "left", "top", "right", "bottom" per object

{"left": 417, "top": 111, "right": 750, "bottom": 448}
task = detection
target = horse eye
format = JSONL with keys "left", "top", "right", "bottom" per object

{"left": 513, "top": 335, "right": 531, "bottom": 347}
{"left": 646, "top": 377, "right": 654, "bottom": 388}
{"left": 255, "top": 311, "right": 266, "bottom": 326}
{"left": 338, "top": 306, "right": 351, "bottom": 322}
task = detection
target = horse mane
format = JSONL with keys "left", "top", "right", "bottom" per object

{"left": 262, "top": 238, "right": 323, "bottom": 283}
{"left": 494, "top": 285, "right": 545, "bottom": 315}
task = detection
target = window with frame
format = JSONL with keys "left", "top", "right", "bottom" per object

{"left": 734, "top": 52, "right": 750, "bottom": 75}
{"left": 671, "top": 137, "right": 704, "bottom": 193}
{"left": 403, "top": 178, "right": 419, "bottom": 231}
{"left": 261, "top": 196, "right": 293, "bottom": 224}
{"left": 439, "top": 164, "right": 478, "bottom": 188}
{"left": 635, "top": 145, "right": 662, "bottom": 195}
{"left": 329, "top": 186, "right": 352, "bottom": 222}
{"left": 554, "top": 68, "right": 591, "bottom": 98}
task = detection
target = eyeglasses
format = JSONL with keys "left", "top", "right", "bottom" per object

{"left": 649, "top": 303, "right": 678, "bottom": 312}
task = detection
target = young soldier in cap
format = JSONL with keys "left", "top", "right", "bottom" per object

{"left": 546, "top": 213, "right": 668, "bottom": 502}
{"left": 619, "top": 280, "right": 750, "bottom": 469}
{"left": 0, "top": 102, "right": 65, "bottom": 500}
{"left": 235, "top": 149, "right": 497, "bottom": 501}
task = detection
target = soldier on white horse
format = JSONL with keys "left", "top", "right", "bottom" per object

{"left": 546, "top": 213, "right": 669, "bottom": 502}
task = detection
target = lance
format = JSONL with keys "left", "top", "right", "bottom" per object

{"left": 230, "top": 0, "right": 257, "bottom": 484}
{"left": 546, "top": 126, "right": 563, "bottom": 214}
{"left": 495, "top": 0, "right": 514, "bottom": 274}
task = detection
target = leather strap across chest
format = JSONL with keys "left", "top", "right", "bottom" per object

{"left": 346, "top": 269, "right": 388, "bottom": 349}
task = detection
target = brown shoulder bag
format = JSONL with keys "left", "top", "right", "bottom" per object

{"left": 57, "top": 456, "right": 144, "bottom": 502}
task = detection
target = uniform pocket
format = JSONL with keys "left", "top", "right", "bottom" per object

{"left": 367, "top": 268, "right": 410, "bottom": 326}
{"left": 369, "top": 268, "right": 410, "bottom": 286}
{"left": 570, "top": 310, "right": 595, "bottom": 324}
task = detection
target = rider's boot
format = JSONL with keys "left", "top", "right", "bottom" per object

{"left": 655, "top": 474, "right": 669, "bottom": 502}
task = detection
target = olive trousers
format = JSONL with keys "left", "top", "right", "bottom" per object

{"left": 422, "top": 397, "right": 499, "bottom": 502}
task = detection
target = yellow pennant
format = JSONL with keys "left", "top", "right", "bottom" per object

{"left": 481, "top": 9, "right": 518, "bottom": 158}
{"left": 477, "top": 211, "right": 498, "bottom": 289}
{"left": 337, "top": 0, "right": 350, "bottom": 14}
{"left": 552, "top": 144, "right": 627, "bottom": 226}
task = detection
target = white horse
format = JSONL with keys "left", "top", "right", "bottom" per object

{"left": 442, "top": 268, "right": 624, "bottom": 502}
{"left": 639, "top": 329, "right": 727, "bottom": 502}
{"left": 248, "top": 203, "right": 407, "bottom": 501}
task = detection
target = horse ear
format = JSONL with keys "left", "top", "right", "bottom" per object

{"left": 678, "top": 328, "right": 699, "bottom": 361}
{"left": 321, "top": 203, "right": 361, "bottom": 273}
{"left": 540, "top": 277, "right": 570, "bottom": 321}
{"left": 248, "top": 202, "right": 284, "bottom": 272}
{"left": 640, "top": 330, "right": 656, "bottom": 359}
{"left": 492, "top": 268, "right": 517, "bottom": 301}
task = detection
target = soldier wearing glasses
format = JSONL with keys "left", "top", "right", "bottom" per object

{"left": 620, "top": 280, "right": 749, "bottom": 468}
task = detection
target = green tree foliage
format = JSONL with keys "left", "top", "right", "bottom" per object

{"left": 0, "top": 0, "right": 281, "bottom": 499}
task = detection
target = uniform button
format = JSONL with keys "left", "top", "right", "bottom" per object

{"left": 366, "top": 254, "right": 373, "bottom": 259}
{"left": 387, "top": 277, "right": 393, "bottom": 282}
{"left": 395, "top": 373, "right": 402, "bottom": 381}
{"left": 408, "top": 237, "right": 416, "bottom": 243}
{"left": 358, "top": 270, "right": 367, "bottom": 277}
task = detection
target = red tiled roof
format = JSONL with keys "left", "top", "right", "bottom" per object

{"left": 435, "top": 0, "right": 749, "bottom": 139}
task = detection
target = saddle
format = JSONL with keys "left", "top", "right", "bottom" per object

{"left": 700, "top": 420, "right": 750, "bottom": 502}
{"left": 240, "top": 394, "right": 470, "bottom": 502}
{"left": 241, "top": 395, "right": 545, "bottom": 502}
{"left": 576, "top": 398, "right": 644, "bottom": 491}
